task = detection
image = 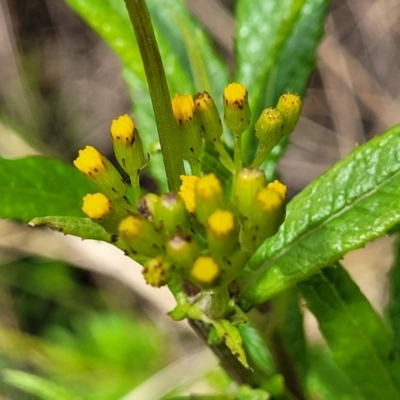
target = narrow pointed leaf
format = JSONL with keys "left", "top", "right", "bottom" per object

{"left": 239, "top": 125, "right": 400, "bottom": 310}
{"left": 0, "top": 157, "right": 93, "bottom": 221}
{"left": 212, "top": 320, "right": 250, "bottom": 370}
{"left": 3, "top": 369, "right": 82, "bottom": 400}
{"left": 29, "top": 216, "right": 112, "bottom": 242}
{"left": 299, "top": 265, "right": 400, "bottom": 400}
{"left": 235, "top": 0, "right": 329, "bottom": 164}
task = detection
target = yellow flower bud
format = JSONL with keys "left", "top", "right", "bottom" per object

{"left": 110, "top": 114, "right": 135, "bottom": 144}
{"left": 207, "top": 210, "right": 238, "bottom": 258}
{"left": 171, "top": 94, "right": 203, "bottom": 160}
{"left": 82, "top": 193, "right": 130, "bottom": 234}
{"left": 276, "top": 93, "right": 302, "bottom": 136}
{"left": 74, "top": 146, "right": 127, "bottom": 201}
{"left": 223, "top": 82, "right": 251, "bottom": 136}
{"left": 142, "top": 257, "right": 171, "bottom": 287}
{"left": 240, "top": 182, "right": 286, "bottom": 251}
{"left": 153, "top": 193, "right": 189, "bottom": 236}
{"left": 178, "top": 175, "right": 199, "bottom": 213}
{"left": 193, "top": 91, "right": 223, "bottom": 142}
{"left": 74, "top": 145, "right": 105, "bottom": 176}
{"left": 267, "top": 180, "right": 287, "bottom": 201}
{"left": 82, "top": 193, "right": 111, "bottom": 220}
{"left": 234, "top": 168, "right": 266, "bottom": 218}
{"left": 191, "top": 256, "right": 220, "bottom": 285}
{"left": 194, "top": 173, "right": 225, "bottom": 225}
{"left": 254, "top": 107, "right": 284, "bottom": 161}
{"left": 118, "top": 215, "right": 164, "bottom": 257}
{"left": 110, "top": 114, "right": 146, "bottom": 176}
{"left": 166, "top": 234, "right": 201, "bottom": 271}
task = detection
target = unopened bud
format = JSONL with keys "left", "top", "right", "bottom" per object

{"left": 207, "top": 210, "right": 238, "bottom": 258}
{"left": 153, "top": 193, "right": 189, "bottom": 236}
{"left": 166, "top": 234, "right": 201, "bottom": 271}
{"left": 223, "top": 83, "right": 251, "bottom": 136}
{"left": 194, "top": 173, "right": 225, "bottom": 225}
{"left": 142, "top": 257, "right": 171, "bottom": 287}
{"left": 276, "top": 93, "right": 302, "bottom": 136}
{"left": 191, "top": 256, "right": 220, "bottom": 286}
{"left": 82, "top": 192, "right": 129, "bottom": 234}
{"left": 234, "top": 168, "right": 266, "bottom": 218}
{"left": 118, "top": 215, "right": 164, "bottom": 257}
{"left": 74, "top": 145, "right": 127, "bottom": 201}
{"left": 172, "top": 94, "right": 203, "bottom": 160}
{"left": 178, "top": 175, "right": 199, "bottom": 213}
{"left": 110, "top": 114, "right": 146, "bottom": 176}
{"left": 193, "top": 91, "right": 223, "bottom": 142}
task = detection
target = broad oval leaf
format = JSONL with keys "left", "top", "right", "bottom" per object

{"left": 299, "top": 265, "right": 400, "bottom": 400}
{"left": 0, "top": 157, "right": 93, "bottom": 221}
{"left": 239, "top": 125, "right": 400, "bottom": 310}
{"left": 235, "top": 0, "right": 329, "bottom": 164}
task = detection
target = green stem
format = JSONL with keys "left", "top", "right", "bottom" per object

{"left": 129, "top": 172, "right": 141, "bottom": 205}
{"left": 233, "top": 134, "right": 243, "bottom": 172}
{"left": 213, "top": 140, "right": 235, "bottom": 172}
{"left": 251, "top": 146, "right": 269, "bottom": 169}
{"left": 189, "top": 156, "right": 202, "bottom": 176}
{"left": 124, "top": 0, "right": 184, "bottom": 192}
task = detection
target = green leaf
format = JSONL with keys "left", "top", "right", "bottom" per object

{"left": 212, "top": 320, "right": 250, "bottom": 370}
{"left": 0, "top": 156, "right": 93, "bottom": 221}
{"left": 239, "top": 125, "right": 400, "bottom": 310}
{"left": 307, "top": 346, "right": 364, "bottom": 400}
{"left": 3, "top": 369, "right": 82, "bottom": 400}
{"left": 29, "top": 216, "right": 112, "bottom": 242}
{"left": 239, "top": 323, "right": 275, "bottom": 377}
{"left": 299, "top": 265, "right": 400, "bottom": 400}
{"left": 273, "top": 289, "right": 309, "bottom": 396}
{"left": 235, "top": 0, "right": 329, "bottom": 164}
{"left": 387, "top": 235, "right": 400, "bottom": 356}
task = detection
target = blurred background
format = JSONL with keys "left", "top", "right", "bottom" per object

{"left": 0, "top": 0, "right": 399, "bottom": 398}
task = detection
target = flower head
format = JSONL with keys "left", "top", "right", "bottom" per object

{"left": 82, "top": 193, "right": 111, "bottom": 220}
{"left": 179, "top": 175, "right": 199, "bottom": 213}
{"left": 110, "top": 114, "right": 135, "bottom": 145}
{"left": 74, "top": 146, "right": 105, "bottom": 176}
{"left": 172, "top": 94, "right": 195, "bottom": 124}
{"left": 191, "top": 256, "right": 220, "bottom": 284}
{"left": 223, "top": 82, "right": 251, "bottom": 136}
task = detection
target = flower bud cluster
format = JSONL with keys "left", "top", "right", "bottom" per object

{"left": 73, "top": 86, "right": 301, "bottom": 292}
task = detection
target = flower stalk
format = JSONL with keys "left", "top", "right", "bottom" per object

{"left": 124, "top": 0, "right": 184, "bottom": 192}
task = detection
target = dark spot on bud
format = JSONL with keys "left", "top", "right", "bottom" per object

{"left": 190, "top": 147, "right": 194, "bottom": 153}
{"left": 234, "top": 352, "right": 240, "bottom": 358}
{"left": 111, "top": 187, "right": 117, "bottom": 193}
{"left": 111, "top": 234, "right": 119, "bottom": 243}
